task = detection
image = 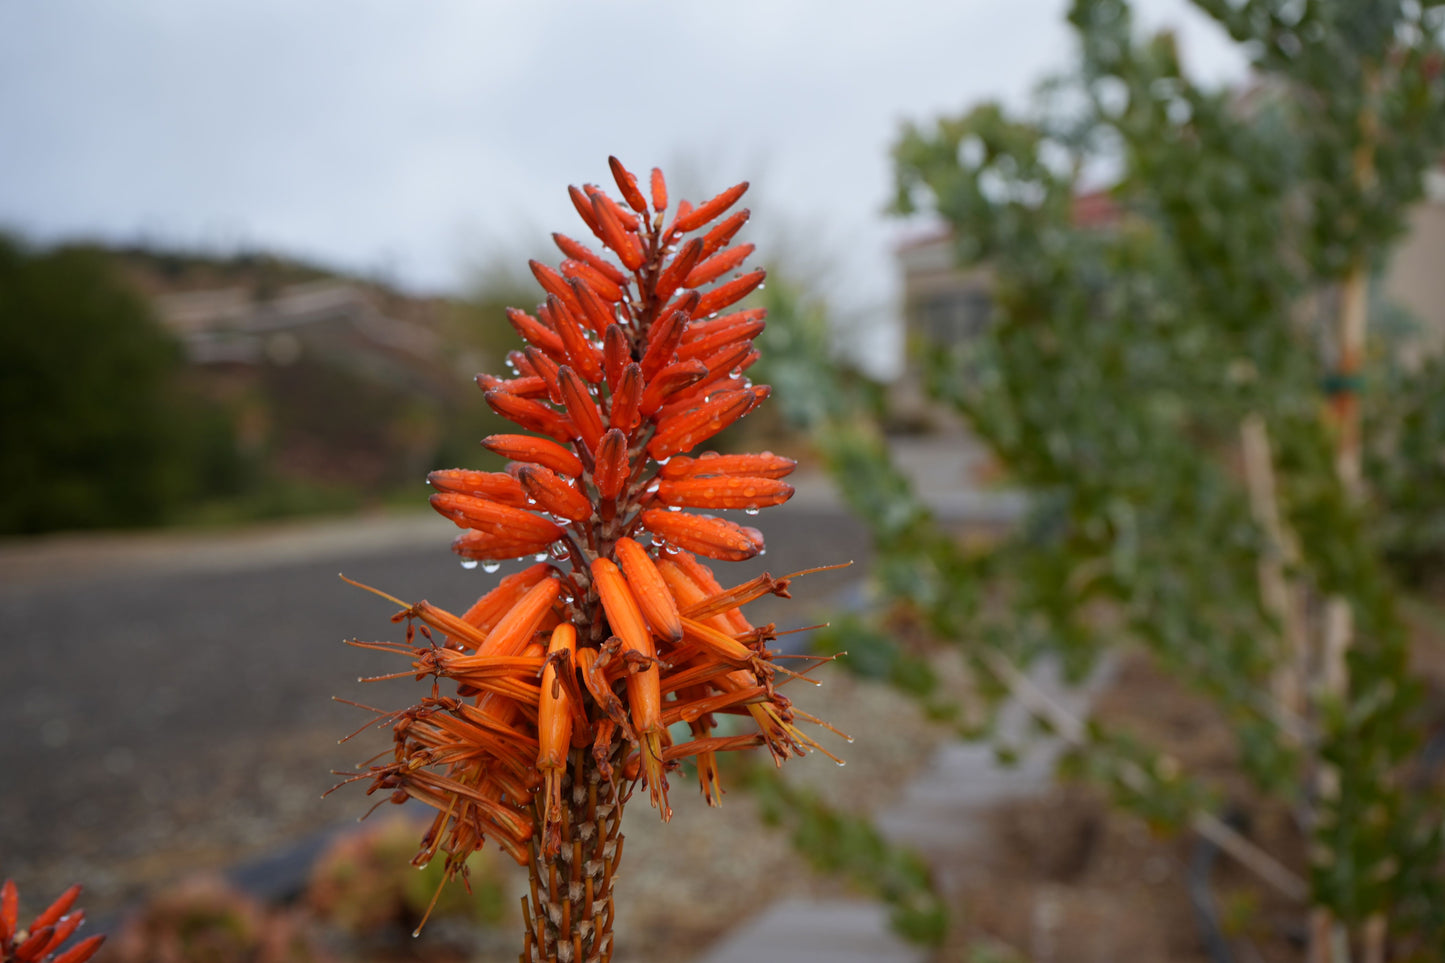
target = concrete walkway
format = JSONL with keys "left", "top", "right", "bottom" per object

{"left": 695, "top": 433, "right": 1097, "bottom": 963}
{"left": 695, "top": 656, "right": 1107, "bottom": 963}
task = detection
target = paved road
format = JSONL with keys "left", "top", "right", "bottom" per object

{"left": 0, "top": 501, "right": 871, "bottom": 913}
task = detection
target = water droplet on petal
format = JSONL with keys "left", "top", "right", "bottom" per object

{"left": 663, "top": 544, "right": 680, "bottom": 554}
{"left": 758, "top": 548, "right": 766, "bottom": 557}
{"left": 534, "top": 552, "right": 549, "bottom": 562}
{"left": 526, "top": 497, "right": 538, "bottom": 506}
{"left": 645, "top": 481, "right": 660, "bottom": 493}
{"left": 668, "top": 505, "right": 682, "bottom": 512}
{"left": 656, "top": 456, "right": 670, "bottom": 466}
{"left": 460, "top": 558, "right": 479, "bottom": 570}
{"left": 744, "top": 507, "right": 759, "bottom": 516}
{"left": 834, "top": 758, "right": 846, "bottom": 767}
{"left": 482, "top": 561, "right": 502, "bottom": 574}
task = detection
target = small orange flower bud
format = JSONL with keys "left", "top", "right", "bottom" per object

{"left": 568, "top": 184, "right": 603, "bottom": 236}
{"left": 432, "top": 491, "right": 566, "bottom": 543}
{"left": 543, "top": 296, "right": 605, "bottom": 384}
{"left": 659, "top": 450, "right": 797, "bottom": 480}
{"left": 656, "top": 475, "right": 794, "bottom": 511}
{"left": 477, "top": 372, "right": 550, "bottom": 398}
{"left": 664, "top": 343, "right": 758, "bottom": 407}
{"left": 1, "top": 880, "right": 105, "bottom": 963}
{"left": 552, "top": 231, "right": 628, "bottom": 287}
{"left": 484, "top": 389, "right": 572, "bottom": 442}
{"left": 610, "top": 362, "right": 643, "bottom": 432}
{"left": 676, "top": 314, "right": 766, "bottom": 361}
{"left": 522, "top": 346, "right": 564, "bottom": 403}
{"left": 505, "top": 306, "right": 565, "bottom": 357}
{"left": 680, "top": 310, "right": 766, "bottom": 350}
{"left": 482, "top": 433, "right": 584, "bottom": 478}
{"left": 519, "top": 465, "right": 593, "bottom": 522}
{"left": 672, "top": 180, "right": 748, "bottom": 234}
{"left": 654, "top": 237, "right": 704, "bottom": 305}
{"left": 427, "top": 468, "right": 531, "bottom": 507}
{"left": 568, "top": 273, "right": 621, "bottom": 334}
{"left": 590, "top": 185, "right": 641, "bottom": 231}
{"left": 603, "top": 323, "right": 629, "bottom": 392}
{"left": 692, "top": 268, "right": 766, "bottom": 318}
{"left": 589, "top": 190, "right": 645, "bottom": 270}
{"left": 648, "top": 389, "right": 756, "bottom": 460}
{"left": 529, "top": 259, "right": 587, "bottom": 321}
{"left": 639, "top": 358, "right": 709, "bottom": 416}
{"left": 557, "top": 366, "right": 606, "bottom": 453}
{"left": 51, "top": 935, "right": 106, "bottom": 963}
{"left": 32, "top": 884, "right": 81, "bottom": 931}
{"left": 592, "top": 428, "right": 630, "bottom": 502}
{"left": 639, "top": 291, "right": 696, "bottom": 379}
{"left": 649, "top": 167, "right": 668, "bottom": 212}
{"left": 608, "top": 155, "right": 650, "bottom": 214}
{"left": 639, "top": 509, "right": 765, "bottom": 561}
{"left": 452, "top": 529, "right": 559, "bottom": 564}
{"left": 699, "top": 208, "right": 751, "bottom": 259}
{"left": 684, "top": 242, "right": 755, "bottom": 289}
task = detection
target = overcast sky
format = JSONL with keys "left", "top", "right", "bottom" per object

{"left": 0, "top": 1, "right": 1246, "bottom": 376}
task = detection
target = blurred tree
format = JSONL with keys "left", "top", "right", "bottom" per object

{"left": 767, "top": 1, "right": 1444, "bottom": 957}
{"left": 0, "top": 236, "right": 239, "bottom": 533}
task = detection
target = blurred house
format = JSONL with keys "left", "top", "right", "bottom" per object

{"left": 896, "top": 165, "right": 1445, "bottom": 412}
{"left": 149, "top": 276, "right": 472, "bottom": 491}
{"left": 154, "top": 279, "right": 451, "bottom": 393}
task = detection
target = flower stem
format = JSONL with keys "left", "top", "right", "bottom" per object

{"left": 523, "top": 745, "right": 629, "bottom": 963}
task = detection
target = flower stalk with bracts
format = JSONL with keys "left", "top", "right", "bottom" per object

{"left": 332, "top": 158, "right": 845, "bottom": 963}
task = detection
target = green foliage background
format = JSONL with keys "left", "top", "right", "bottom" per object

{"left": 0, "top": 237, "right": 244, "bottom": 532}
{"left": 763, "top": 0, "right": 1445, "bottom": 952}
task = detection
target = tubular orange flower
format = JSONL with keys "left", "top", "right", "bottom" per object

{"left": 335, "top": 157, "right": 842, "bottom": 962}
{"left": 639, "top": 508, "right": 765, "bottom": 561}
{"left": 613, "top": 536, "right": 684, "bottom": 643}
{"left": 538, "top": 622, "right": 577, "bottom": 850}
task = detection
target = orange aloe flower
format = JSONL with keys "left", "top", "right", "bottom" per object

{"left": 1, "top": 881, "right": 105, "bottom": 963}
{"left": 334, "top": 158, "right": 843, "bottom": 962}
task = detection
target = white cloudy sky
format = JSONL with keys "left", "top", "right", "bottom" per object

{"left": 0, "top": 1, "right": 1245, "bottom": 376}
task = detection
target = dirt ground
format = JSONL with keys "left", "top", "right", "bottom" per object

{"left": 936, "top": 654, "right": 1303, "bottom": 963}
{"left": 932, "top": 590, "right": 1445, "bottom": 963}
